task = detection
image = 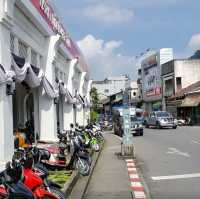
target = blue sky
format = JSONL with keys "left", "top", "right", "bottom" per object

{"left": 50, "top": 0, "right": 200, "bottom": 80}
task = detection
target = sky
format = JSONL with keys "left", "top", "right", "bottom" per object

{"left": 50, "top": 0, "right": 200, "bottom": 81}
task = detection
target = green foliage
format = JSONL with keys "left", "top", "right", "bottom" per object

{"left": 90, "top": 110, "right": 98, "bottom": 122}
{"left": 90, "top": 87, "right": 100, "bottom": 112}
{"left": 48, "top": 170, "right": 72, "bottom": 187}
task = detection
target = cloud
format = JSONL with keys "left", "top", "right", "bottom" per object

{"left": 68, "top": 4, "right": 134, "bottom": 24}
{"left": 188, "top": 33, "right": 200, "bottom": 51}
{"left": 77, "top": 35, "right": 136, "bottom": 80}
{"left": 84, "top": 0, "right": 189, "bottom": 7}
{"left": 83, "top": 4, "right": 134, "bottom": 24}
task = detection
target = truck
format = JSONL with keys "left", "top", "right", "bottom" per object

{"left": 112, "top": 107, "right": 144, "bottom": 137}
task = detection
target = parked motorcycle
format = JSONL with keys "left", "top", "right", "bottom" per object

{"left": 13, "top": 147, "right": 66, "bottom": 199}
{"left": 37, "top": 130, "right": 91, "bottom": 176}
{"left": 0, "top": 160, "right": 34, "bottom": 199}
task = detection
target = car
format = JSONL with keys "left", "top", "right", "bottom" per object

{"left": 130, "top": 116, "right": 144, "bottom": 136}
{"left": 146, "top": 111, "right": 178, "bottom": 129}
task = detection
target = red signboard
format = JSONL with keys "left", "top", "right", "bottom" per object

{"left": 142, "top": 54, "right": 157, "bottom": 69}
{"left": 146, "top": 87, "right": 162, "bottom": 97}
{"left": 30, "top": 0, "right": 88, "bottom": 71}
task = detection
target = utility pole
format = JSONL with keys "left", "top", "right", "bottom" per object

{"left": 121, "top": 89, "right": 134, "bottom": 157}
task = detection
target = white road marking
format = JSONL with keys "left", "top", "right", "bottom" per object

{"left": 191, "top": 140, "right": 200, "bottom": 145}
{"left": 128, "top": 167, "right": 137, "bottom": 171}
{"left": 126, "top": 159, "right": 134, "bottom": 162}
{"left": 152, "top": 173, "right": 200, "bottom": 181}
{"left": 134, "top": 191, "right": 146, "bottom": 198}
{"left": 127, "top": 162, "right": 135, "bottom": 167}
{"left": 166, "top": 147, "right": 190, "bottom": 157}
{"left": 131, "top": 181, "right": 142, "bottom": 187}
{"left": 130, "top": 174, "right": 139, "bottom": 179}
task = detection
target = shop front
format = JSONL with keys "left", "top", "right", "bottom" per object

{"left": 0, "top": 0, "right": 91, "bottom": 165}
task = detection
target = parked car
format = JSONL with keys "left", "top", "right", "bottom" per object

{"left": 146, "top": 111, "right": 178, "bottom": 129}
{"left": 130, "top": 116, "right": 144, "bottom": 136}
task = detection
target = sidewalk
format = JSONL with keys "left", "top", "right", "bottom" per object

{"left": 83, "top": 132, "right": 133, "bottom": 199}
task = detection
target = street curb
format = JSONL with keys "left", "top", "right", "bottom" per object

{"left": 66, "top": 141, "right": 104, "bottom": 199}
{"left": 80, "top": 141, "right": 105, "bottom": 199}
{"left": 125, "top": 159, "right": 150, "bottom": 199}
{"left": 62, "top": 170, "right": 79, "bottom": 197}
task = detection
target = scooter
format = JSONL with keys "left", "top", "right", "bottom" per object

{"left": 0, "top": 160, "right": 34, "bottom": 199}
{"left": 13, "top": 147, "right": 66, "bottom": 199}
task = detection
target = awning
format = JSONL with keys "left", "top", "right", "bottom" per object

{"left": 79, "top": 94, "right": 85, "bottom": 105}
{"left": 0, "top": 64, "right": 7, "bottom": 84}
{"left": 41, "top": 77, "right": 58, "bottom": 99}
{"left": 65, "top": 89, "right": 76, "bottom": 104}
{"left": 180, "top": 95, "right": 200, "bottom": 107}
{"left": 11, "top": 53, "right": 43, "bottom": 88}
{"left": 112, "top": 98, "right": 122, "bottom": 104}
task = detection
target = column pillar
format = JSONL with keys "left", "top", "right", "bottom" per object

{"left": 86, "top": 80, "right": 92, "bottom": 123}
{"left": 76, "top": 72, "right": 86, "bottom": 126}
{"left": 63, "top": 59, "right": 77, "bottom": 130}
{"left": 39, "top": 35, "right": 60, "bottom": 141}
{"left": 0, "top": 0, "right": 15, "bottom": 168}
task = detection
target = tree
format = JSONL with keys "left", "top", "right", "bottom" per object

{"left": 90, "top": 87, "right": 100, "bottom": 122}
{"left": 90, "top": 87, "right": 100, "bottom": 112}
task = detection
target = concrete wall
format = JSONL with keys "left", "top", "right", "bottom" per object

{"left": 174, "top": 60, "right": 200, "bottom": 92}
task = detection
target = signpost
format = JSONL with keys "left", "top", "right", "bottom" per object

{"left": 122, "top": 107, "right": 132, "bottom": 145}
{"left": 121, "top": 90, "right": 134, "bottom": 157}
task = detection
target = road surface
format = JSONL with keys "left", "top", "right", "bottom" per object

{"left": 133, "top": 126, "right": 200, "bottom": 199}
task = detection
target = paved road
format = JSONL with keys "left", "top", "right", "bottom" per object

{"left": 133, "top": 126, "right": 200, "bottom": 199}
{"left": 84, "top": 132, "right": 133, "bottom": 199}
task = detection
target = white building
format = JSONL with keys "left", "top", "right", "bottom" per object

{"left": 141, "top": 48, "right": 173, "bottom": 112}
{"left": 0, "top": 0, "right": 91, "bottom": 166}
{"left": 129, "top": 81, "right": 141, "bottom": 105}
{"left": 92, "top": 75, "right": 130, "bottom": 98}
{"left": 162, "top": 59, "right": 200, "bottom": 112}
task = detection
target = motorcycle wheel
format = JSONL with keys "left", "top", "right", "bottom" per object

{"left": 92, "top": 143, "right": 100, "bottom": 152}
{"left": 49, "top": 186, "right": 66, "bottom": 199}
{"left": 75, "top": 158, "right": 90, "bottom": 176}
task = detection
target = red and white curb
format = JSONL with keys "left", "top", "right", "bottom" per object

{"left": 126, "top": 159, "right": 147, "bottom": 199}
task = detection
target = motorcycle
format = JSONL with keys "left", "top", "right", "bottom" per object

{"left": 0, "top": 160, "right": 34, "bottom": 199}
{"left": 37, "top": 130, "right": 91, "bottom": 176}
{"left": 13, "top": 147, "right": 66, "bottom": 199}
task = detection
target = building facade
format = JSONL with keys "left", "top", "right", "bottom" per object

{"left": 92, "top": 75, "right": 130, "bottom": 97}
{"left": 0, "top": 0, "right": 91, "bottom": 165}
{"left": 162, "top": 59, "right": 200, "bottom": 115}
{"left": 129, "top": 81, "right": 141, "bottom": 106}
{"left": 140, "top": 48, "right": 173, "bottom": 112}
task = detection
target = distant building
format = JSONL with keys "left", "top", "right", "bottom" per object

{"left": 162, "top": 59, "right": 200, "bottom": 115}
{"left": 129, "top": 81, "right": 141, "bottom": 106}
{"left": 140, "top": 48, "right": 174, "bottom": 112}
{"left": 92, "top": 75, "right": 130, "bottom": 97}
{"left": 166, "top": 81, "right": 200, "bottom": 123}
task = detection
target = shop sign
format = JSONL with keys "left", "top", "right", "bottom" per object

{"left": 142, "top": 54, "right": 157, "bottom": 69}
{"left": 30, "top": 0, "right": 88, "bottom": 71}
{"left": 146, "top": 87, "right": 161, "bottom": 97}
